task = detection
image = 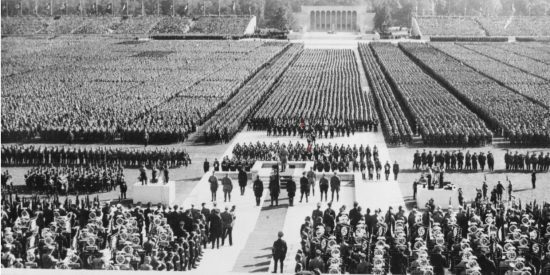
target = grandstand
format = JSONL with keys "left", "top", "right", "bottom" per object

{"left": 413, "top": 16, "right": 550, "bottom": 38}
{"left": 1, "top": 15, "right": 256, "bottom": 37}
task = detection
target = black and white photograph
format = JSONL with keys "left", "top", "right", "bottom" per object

{"left": 1, "top": 0, "right": 550, "bottom": 274}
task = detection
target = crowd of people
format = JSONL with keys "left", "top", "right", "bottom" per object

{"left": 230, "top": 141, "right": 400, "bottom": 181}
{"left": 1, "top": 145, "right": 191, "bottom": 168}
{"left": 294, "top": 196, "right": 550, "bottom": 275}
{"left": 248, "top": 117, "right": 377, "bottom": 140}
{"left": 358, "top": 43, "right": 414, "bottom": 145}
{"left": 505, "top": 151, "right": 550, "bottom": 172}
{"left": 250, "top": 49, "right": 379, "bottom": 138}
{"left": 0, "top": 191, "right": 237, "bottom": 270}
{"left": 371, "top": 43, "right": 494, "bottom": 147}
{"left": 412, "top": 150, "right": 550, "bottom": 172}
{"left": 21, "top": 165, "right": 127, "bottom": 194}
{"left": 413, "top": 150, "right": 496, "bottom": 172}
{"left": 1, "top": 39, "right": 287, "bottom": 145}
{"left": 402, "top": 42, "right": 550, "bottom": 147}
{"left": 200, "top": 44, "right": 303, "bottom": 144}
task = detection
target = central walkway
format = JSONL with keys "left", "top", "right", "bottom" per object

{"left": 195, "top": 130, "right": 406, "bottom": 274}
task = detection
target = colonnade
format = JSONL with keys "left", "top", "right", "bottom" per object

{"left": 309, "top": 10, "right": 357, "bottom": 31}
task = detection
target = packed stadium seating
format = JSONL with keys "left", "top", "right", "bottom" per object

{"left": 415, "top": 16, "right": 486, "bottom": 37}
{"left": 1, "top": 15, "right": 253, "bottom": 36}
{"left": 476, "top": 16, "right": 550, "bottom": 37}
{"left": 415, "top": 16, "right": 550, "bottom": 37}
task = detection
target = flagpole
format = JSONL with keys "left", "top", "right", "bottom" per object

{"left": 50, "top": 0, "right": 53, "bottom": 16}
{"left": 157, "top": 0, "right": 159, "bottom": 16}
{"left": 171, "top": 0, "right": 174, "bottom": 16}
{"left": 217, "top": 0, "right": 220, "bottom": 15}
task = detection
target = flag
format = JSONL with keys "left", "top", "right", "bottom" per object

{"left": 232, "top": 1, "right": 235, "bottom": 13}
{"left": 121, "top": 2, "right": 126, "bottom": 12}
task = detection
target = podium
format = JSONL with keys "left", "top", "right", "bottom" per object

{"left": 132, "top": 181, "right": 175, "bottom": 205}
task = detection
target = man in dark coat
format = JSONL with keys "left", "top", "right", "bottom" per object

{"left": 221, "top": 207, "right": 233, "bottom": 246}
{"left": 209, "top": 172, "right": 218, "bottom": 202}
{"left": 532, "top": 170, "right": 537, "bottom": 189}
{"left": 287, "top": 177, "right": 296, "bottom": 206}
{"left": 213, "top": 158, "right": 220, "bottom": 172}
{"left": 272, "top": 231, "right": 287, "bottom": 273}
{"left": 319, "top": 174, "right": 329, "bottom": 202}
{"left": 209, "top": 210, "right": 223, "bottom": 249}
{"left": 430, "top": 247, "right": 448, "bottom": 275}
{"left": 269, "top": 174, "right": 280, "bottom": 206}
{"left": 299, "top": 172, "right": 310, "bottom": 203}
{"left": 330, "top": 172, "right": 341, "bottom": 202}
{"left": 253, "top": 176, "right": 264, "bottom": 206}
{"left": 487, "top": 151, "right": 494, "bottom": 171}
{"left": 238, "top": 168, "right": 247, "bottom": 195}
{"left": 392, "top": 161, "right": 400, "bottom": 181}
{"left": 203, "top": 159, "right": 210, "bottom": 173}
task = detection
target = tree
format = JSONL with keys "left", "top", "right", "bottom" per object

{"left": 263, "top": 0, "right": 293, "bottom": 30}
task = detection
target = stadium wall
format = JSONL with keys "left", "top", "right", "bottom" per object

{"left": 244, "top": 16, "right": 256, "bottom": 35}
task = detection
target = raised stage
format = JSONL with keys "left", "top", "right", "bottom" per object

{"left": 132, "top": 181, "right": 175, "bottom": 205}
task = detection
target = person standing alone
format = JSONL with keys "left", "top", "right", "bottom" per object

{"left": 272, "top": 231, "right": 287, "bottom": 273}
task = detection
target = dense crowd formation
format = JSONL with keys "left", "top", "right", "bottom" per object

{"left": 1, "top": 39, "right": 287, "bottom": 144}
{"left": 493, "top": 43, "right": 550, "bottom": 66}
{"left": 231, "top": 142, "right": 398, "bottom": 180}
{"left": 400, "top": 43, "right": 550, "bottom": 146}
{"left": 459, "top": 43, "right": 550, "bottom": 82}
{"left": 295, "top": 195, "right": 550, "bottom": 274}
{"left": 358, "top": 43, "right": 414, "bottom": 145}
{"left": 1, "top": 15, "right": 253, "bottom": 35}
{"left": 476, "top": 16, "right": 550, "bottom": 37}
{"left": 415, "top": 16, "right": 486, "bottom": 37}
{"left": 416, "top": 16, "right": 550, "bottom": 37}
{"left": 189, "top": 16, "right": 253, "bottom": 36}
{"left": 1, "top": 145, "right": 191, "bottom": 168}
{"left": 0, "top": 194, "right": 237, "bottom": 270}
{"left": 413, "top": 150, "right": 496, "bottom": 172}
{"left": 201, "top": 44, "right": 303, "bottom": 143}
{"left": 370, "top": 43, "right": 493, "bottom": 146}
{"left": 23, "top": 165, "right": 127, "bottom": 194}
{"left": 504, "top": 151, "right": 550, "bottom": 172}
{"left": 251, "top": 49, "right": 379, "bottom": 134}
{"left": 433, "top": 43, "right": 550, "bottom": 108}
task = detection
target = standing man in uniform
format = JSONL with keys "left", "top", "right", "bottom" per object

{"left": 238, "top": 168, "right": 248, "bottom": 195}
{"left": 531, "top": 170, "right": 537, "bottom": 189}
{"left": 209, "top": 172, "right": 218, "bottom": 202}
{"left": 272, "top": 231, "right": 287, "bottom": 273}
{"left": 307, "top": 167, "right": 316, "bottom": 197}
{"left": 287, "top": 177, "right": 296, "bottom": 206}
{"left": 319, "top": 174, "right": 329, "bottom": 202}
{"left": 253, "top": 175, "right": 264, "bottom": 206}
{"left": 393, "top": 161, "right": 400, "bottom": 181}
{"left": 279, "top": 145, "right": 289, "bottom": 173}
{"left": 203, "top": 159, "right": 210, "bottom": 173}
{"left": 221, "top": 207, "right": 233, "bottom": 246}
{"left": 384, "top": 161, "right": 391, "bottom": 181}
{"left": 269, "top": 172, "right": 280, "bottom": 207}
{"left": 330, "top": 172, "right": 341, "bottom": 202}
{"left": 299, "top": 172, "right": 310, "bottom": 203}
{"left": 222, "top": 174, "right": 233, "bottom": 202}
